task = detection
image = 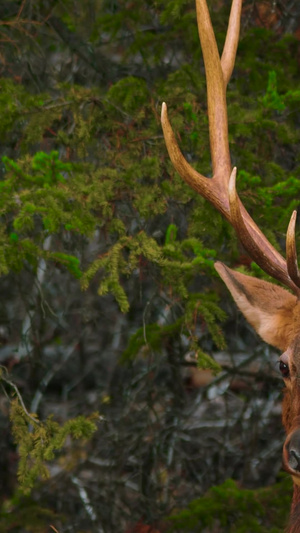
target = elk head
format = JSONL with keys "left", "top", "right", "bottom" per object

{"left": 161, "top": 0, "right": 300, "bottom": 527}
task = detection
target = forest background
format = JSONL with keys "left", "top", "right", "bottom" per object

{"left": 0, "top": 0, "right": 300, "bottom": 531}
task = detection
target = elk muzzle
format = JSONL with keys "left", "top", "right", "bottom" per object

{"left": 283, "top": 427, "right": 300, "bottom": 480}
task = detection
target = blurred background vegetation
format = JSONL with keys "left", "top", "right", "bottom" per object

{"left": 0, "top": 0, "right": 299, "bottom": 531}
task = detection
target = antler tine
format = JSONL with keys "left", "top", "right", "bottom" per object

{"left": 161, "top": 103, "right": 231, "bottom": 220}
{"left": 195, "top": 0, "right": 231, "bottom": 182}
{"left": 221, "top": 0, "right": 243, "bottom": 87}
{"left": 229, "top": 169, "right": 300, "bottom": 293}
{"left": 161, "top": 104, "right": 209, "bottom": 197}
{"left": 286, "top": 210, "right": 300, "bottom": 288}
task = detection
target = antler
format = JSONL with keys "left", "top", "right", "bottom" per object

{"left": 161, "top": 0, "right": 300, "bottom": 296}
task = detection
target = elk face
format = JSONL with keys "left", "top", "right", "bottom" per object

{"left": 281, "top": 339, "right": 300, "bottom": 482}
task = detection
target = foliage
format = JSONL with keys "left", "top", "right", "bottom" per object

{"left": 0, "top": 151, "right": 84, "bottom": 276}
{"left": 168, "top": 476, "right": 292, "bottom": 532}
{"left": 10, "top": 397, "right": 98, "bottom": 494}
{"left": 261, "top": 71, "right": 286, "bottom": 112}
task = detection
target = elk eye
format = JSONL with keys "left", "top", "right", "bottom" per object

{"left": 279, "top": 360, "right": 290, "bottom": 378}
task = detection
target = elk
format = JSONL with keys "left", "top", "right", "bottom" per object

{"left": 161, "top": 0, "right": 300, "bottom": 530}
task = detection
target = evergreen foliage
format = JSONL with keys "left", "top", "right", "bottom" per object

{"left": 10, "top": 398, "right": 98, "bottom": 494}
{"left": 169, "top": 476, "right": 292, "bottom": 532}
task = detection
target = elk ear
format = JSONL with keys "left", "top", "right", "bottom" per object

{"left": 215, "top": 261, "right": 298, "bottom": 351}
